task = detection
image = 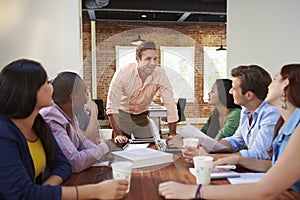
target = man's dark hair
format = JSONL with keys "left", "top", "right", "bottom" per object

{"left": 136, "top": 41, "right": 156, "bottom": 60}
{"left": 231, "top": 65, "right": 272, "bottom": 100}
{"left": 51, "top": 71, "right": 83, "bottom": 105}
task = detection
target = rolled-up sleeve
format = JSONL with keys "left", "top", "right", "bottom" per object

{"left": 223, "top": 103, "right": 280, "bottom": 159}
{"left": 159, "top": 69, "right": 178, "bottom": 123}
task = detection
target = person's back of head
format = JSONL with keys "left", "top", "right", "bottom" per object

{"left": 136, "top": 41, "right": 156, "bottom": 60}
{"left": 215, "top": 79, "right": 241, "bottom": 109}
{"left": 52, "top": 71, "right": 83, "bottom": 106}
{"left": 0, "top": 59, "right": 47, "bottom": 118}
{"left": 231, "top": 65, "right": 272, "bottom": 101}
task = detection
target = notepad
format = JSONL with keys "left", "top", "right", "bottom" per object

{"left": 189, "top": 168, "right": 240, "bottom": 179}
{"left": 112, "top": 148, "right": 173, "bottom": 168}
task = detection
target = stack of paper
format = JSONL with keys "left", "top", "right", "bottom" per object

{"left": 112, "top": 148, "right": 173, "bottom": 168}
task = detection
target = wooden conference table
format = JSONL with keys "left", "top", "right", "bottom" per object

{"left": 63, "top": 153, "right": 300, "bottom": 200}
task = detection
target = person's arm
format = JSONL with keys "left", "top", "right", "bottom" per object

{"left": 213, "top": 155, "right": 272, "bottom": 172}
{"left": 168, "top": 122, "right": 177, "bottom": 136}
{"left": 48, "top": 120, "right": 109, "bottom": 173}
{"left": 238, "top": 106, "right": 280, "bottom": 159}
{"left": 83, "top": 100, "right": 99, "bottom": 143}
{"left": 215, "top": 108, "right": 241, "bottom": 140}
{"left": 159, "top": 126, "right": 300, "bottom": 200}
{"left": 106, "top": 69, "right": 129, "bottom": 143}
{"left": 61, "top": 179, "right": 128, "bottom": 200}
{"left": 158, "top": 68, "right": 179, "bottom": 129}
{"left": 43, "top": 128, "right": 72, "bottom": 185}
{"left": 108, "top": 114, "right": 129, "bottom": 143}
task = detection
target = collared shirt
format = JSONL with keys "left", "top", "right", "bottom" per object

{"left": 40, "top": 104, "right": 109, "bottom": 173}
{"left": 224, "top": 101, "right": 280, "bottom": 159}
{"left": 106, "top": 63, "right": 178, "bottom": 123}
{"left": 272, "top": 108, "right": 300, "bottom": 192}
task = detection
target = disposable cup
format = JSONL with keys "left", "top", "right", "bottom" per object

{"left": 99, "top": 129, "right": 113, "bottom": 140}
{"left": 111, "top": 161, "right": 133, "bottom": 193}
{"left": 193, "top": 156, "right": 213, "bottom": 185}
{"left": 183, "top": 138, "right": 199, "bottom": 148}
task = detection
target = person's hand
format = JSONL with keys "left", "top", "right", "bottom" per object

{"left": 158, "top": 181, "right": 197, "bottom": 199}
{"left": 182, "top": 146, "right": 208, "bottom": 163}
{"left": 166, "top": 134, "right": 183, "bottom": 148}
{"left": 84, "top": 100, "right": 98, "bottom": 114}
{"left": 213, "top": 155, "right": 241, "bottom": 167}
{"left": 95, "top": 179, "right": 128, "bottom": 199}
{"left": 114, "top": 135, "right": 129, "bottom": 143}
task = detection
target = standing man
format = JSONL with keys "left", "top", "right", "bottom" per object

{"left": 106, "top": 41, "right": 178, "bottom": 143}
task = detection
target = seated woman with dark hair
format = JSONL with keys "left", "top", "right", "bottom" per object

{"left": 201, "top": 79, "right": 241, "bottom": 140}
{"left": 167, "top": 79, "right": 241, "bottom": 148}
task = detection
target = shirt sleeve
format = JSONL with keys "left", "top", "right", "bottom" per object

{"left": 224, "top": 105, "right": 280, "bottom": 159}
{"left": 215, "top": 108, "right": 241, "bottom": 139}
{"left": 239, "top": 107, "right": 280, "bottom": 159}
{"left": 159, "top": 69, "right": 179, "bottom": 123}
{"left": 106, "top": 68, "right": 123, "bottom": 115}
{"left": 46, "top": 127, "right": 72, "bottom": 182}
{"left": 48, "top": 120, "right": 109, "bottom": 173}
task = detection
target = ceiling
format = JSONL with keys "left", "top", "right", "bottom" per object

{"left": 82, "top": 0, "right": 226, "bottom": 23}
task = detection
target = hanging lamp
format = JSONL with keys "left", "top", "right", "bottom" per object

{"left": 131, "top": 35, "right": 145, "bottom": 45}
{"left": 216, "top": 25, "right": 227, "bottom": 51}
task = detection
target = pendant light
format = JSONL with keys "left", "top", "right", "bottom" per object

{"left": 216, "top": 24, "right": 227, "bottom": 51}
{"left": 131, "top": 35, "right": 145, "bottom": 45}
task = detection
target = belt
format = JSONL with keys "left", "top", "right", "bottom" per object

{"left": 119, "top": 109, "right": 149, "bottom": 116}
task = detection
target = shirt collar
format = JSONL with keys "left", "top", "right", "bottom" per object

{"left": 281, "top": 108, "right": 300, "bottom": 136}
{"left": 243, "top": 101, "right": 267, "bottom": 116}
{"left": 53, "top": 103, "right": 73, "bottom": 123}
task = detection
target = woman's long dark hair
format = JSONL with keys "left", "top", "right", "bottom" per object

{"left": 207, "top": 79, "right": 241, "bottom": 138}
{"left": 0, "top": 59, "right": 54, "bottom": 159}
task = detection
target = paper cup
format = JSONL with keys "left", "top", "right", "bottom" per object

{"left": 111, "top": 161, "right": 133, "bottom": 193}
{"left": 183, "top": 138, "right": 199, "bottom": 148}
{"left": 99, "top": 129, "right": 113, "bottom": 140}
{"left": 193, "top": 156, "right": 213, "bottom": 185}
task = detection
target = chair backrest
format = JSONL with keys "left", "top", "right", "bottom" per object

{"left": 177, "top": 98, "right": 186, "bottom": 122}
{"left": 93, "top": 99, "right": 105, "bottom": 120}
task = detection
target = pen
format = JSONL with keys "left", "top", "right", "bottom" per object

{"left": 214, "top": 165, "right": 236, "bottom": 170}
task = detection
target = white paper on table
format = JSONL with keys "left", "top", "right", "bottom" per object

{"left": 177, "top": 124, "right": 227, "bottom": 152}
{"left": 123, "top": 143, "right": 150, "bottom": 151}
{"left": 228, "top": 173, "right": 265, "bottom": 184}
{"left": 91, "top": 161, "right": 110, "bottom": 167}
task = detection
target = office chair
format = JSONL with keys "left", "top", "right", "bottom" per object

{"left": 93, "top": 99, "right": 106, "bottom": 120}
{"left": 161, "top": 98, "right": 186, "bottom": 123}
{"left": 177, "top": 98, "right": 186, "bottom": 122}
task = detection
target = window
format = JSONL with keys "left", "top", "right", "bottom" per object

{"left": 203, "top": 47, "right": 227, "bottom": 102}
{"left": 115, "top": 46, "right": 136, "bottom": 69}
{"left": 160, "top": 46, "right": 195, "bottom": 102}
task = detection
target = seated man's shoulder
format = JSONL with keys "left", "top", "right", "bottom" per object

{"left": 40, "top": 105, "right": 68, "bottom": 124}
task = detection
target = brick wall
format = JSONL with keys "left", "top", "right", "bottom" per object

{"left": 82, "top": 12, "right": 226, "bottom": 120}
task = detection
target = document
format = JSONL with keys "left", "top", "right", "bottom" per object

{"left": 189, "top": 168, "right": 240, "bottom": 179}
{"left": 123, "top": 143, "right": 150, "bottom": 151}
{"left": 112, "top": 148, "right": 173, "bottom": 168}
{"left": 228, "top": 173, "right": 265, "bottom": 184}
{"left": 178, "top": 124, "right": 227, "bottom": 152}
